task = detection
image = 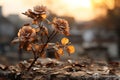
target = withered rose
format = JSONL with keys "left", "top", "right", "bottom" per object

{"left": 52, "top": 18, "right": 70, "bottom": 36}
{"left": 18, "top": 25, "right": 36, "bottom": 42}
{"left": 23, "top": 5, "right": 47, "bottom": 22}
{"left": 34, "top": 5, "right": 47, "bottom": 15}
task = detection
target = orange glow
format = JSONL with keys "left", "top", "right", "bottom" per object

{"left": 91, "top": 0, "right": 115, "bottom": 9}
{"left": 46, "top": 0, "right": 94, "bottom": 21}
{"left": 63, "top": 0, "right": 91, "bottom": 8}
{"left": 0, "top": 0, "right": 115, "bottom": 21}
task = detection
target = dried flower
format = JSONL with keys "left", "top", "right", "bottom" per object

{"left": 12, "top": 5, "right": 75, "bottom": 71}
{"left": 52, "top": 18, "right": 70, "bottom": 36}
{"left": 18, "top": 25, "right": 36, "bottom": 42}
{"left": 34, "top": 5, "right": 47, "bottom": 15}
{"left": 23, "top": 5, "right": 47, "bottom": 22}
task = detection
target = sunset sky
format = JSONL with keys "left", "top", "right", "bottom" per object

{"left": 0, "top": 0, "right": 114, "bottom": 21}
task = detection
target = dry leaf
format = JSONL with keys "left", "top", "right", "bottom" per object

{"left": 55, "top": 52, "right": 60, "bottom": 59}
{"left": 0, "top": 64, "right": 7, "bottom": 70}
{"left": 45, "top": 62, "right": 56, "bottom": 68}
{"left": 66, "top": 45, "right": 75, "bottom": 54}
{"left": 40, "top": 51, "right": 46, "bottom": 58}
{"left": 11, "top": 38, "right": 20, "bottom": 44}
{"left": 57, "top": 48, "right": 64, "bottom": 55}
{"left": 61, "top": 37, "right": 69, "bottom": 45}
{"left": 18, "top": 63, "right": 27, "bottom": 70}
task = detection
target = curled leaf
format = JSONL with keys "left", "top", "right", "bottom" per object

{"left": 66, "top": 45, "right": 75, "bottom": 54}
{"left": 61, "top": 37, "right": 69, "bottom": 45}
{"left": 11, "top": 38, "right": 20, "bottom": 44}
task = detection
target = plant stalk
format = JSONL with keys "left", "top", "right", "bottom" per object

{"left": 26, "top": 30, "right": 57, "bottom": 71}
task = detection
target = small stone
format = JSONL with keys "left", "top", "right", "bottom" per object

{"left": 86, "top": 71, "right": 93, "bottom": 75}
{"left": 32, "top": 67, "right": 40, "bottom": 70}
{"left": 71, "top": 71, "right": 86, "bottom": 77}
{"left": 92, "top": 73, "right": 100, "bottom": 78}
{"left": 0, "top": 64, "right": 7, "bottom": 70}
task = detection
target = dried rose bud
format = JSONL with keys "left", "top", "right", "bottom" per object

{"left": 52, "top": 18, "right": 70, "bottom": 36}
{"left": 34, "top": 5, "right": 47, "bottom": 15}
{"left": 18, "top": 25, "right": 36, "bottom": 42}
{"left": 23, "top": 5, "right": 47, "bottom": 22}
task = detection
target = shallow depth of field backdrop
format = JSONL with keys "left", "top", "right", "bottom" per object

{"left": 0, "top": 0, "right": 120, "bottom": 63}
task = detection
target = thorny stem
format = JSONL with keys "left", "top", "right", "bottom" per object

{"left": 26, "top": 30, "right": 57, "bottom": 71}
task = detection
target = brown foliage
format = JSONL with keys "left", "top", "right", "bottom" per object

{"left": 12, "top": 5, "right": 75, "bottom": 71}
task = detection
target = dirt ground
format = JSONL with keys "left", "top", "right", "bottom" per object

{"left": 0, "top": 53, "right": 120, "bottom": 80}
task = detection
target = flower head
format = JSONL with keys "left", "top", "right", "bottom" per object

{"left": 23, "top": 5, "right": 47, "bottom": 22}
{"left": 52, "top": 18, "right": 70, "bottom": 36}
{"left": 34, "top": 5, "right": 47, "bottom": 15}
{"left": 18, "top": 25, "right": 36, "bottom": 42}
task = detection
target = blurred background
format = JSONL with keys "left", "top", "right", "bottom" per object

{"left": 0, "top": 0, "right": 120, "bottom": 64}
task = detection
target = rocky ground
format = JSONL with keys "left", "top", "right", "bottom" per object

{"left": 0, "top": 55, "right": 120, "bottom": 80}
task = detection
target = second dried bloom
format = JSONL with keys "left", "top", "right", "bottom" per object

{"left": 52, "top": 18, "right": 70, "bottom": 36}
{"left": 18, "top": 25, "right": 36, "bottom": 42}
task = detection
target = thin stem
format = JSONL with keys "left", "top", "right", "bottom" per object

{"left": 27, "top": 30, "right": 57, "bottom": 71}
{"left": 31, "top": 46, "right": 37, "bottom": 59}
{"left": 48, "top": 31, "right": 57, "bottom": 42}
{"left": 47, "top": 30, "right": 55, "bottom": 40}
{"left": 46, "top": 19, "right": 51, "bottom": 24}
{"left": 26, "top": 57, "right": 38, "bottom": 71}
{"left": 40, "top": 35, "right": 44, "bottom": 43}
{"left": 27, "top": 44, "right": 47, "bottom": 71}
